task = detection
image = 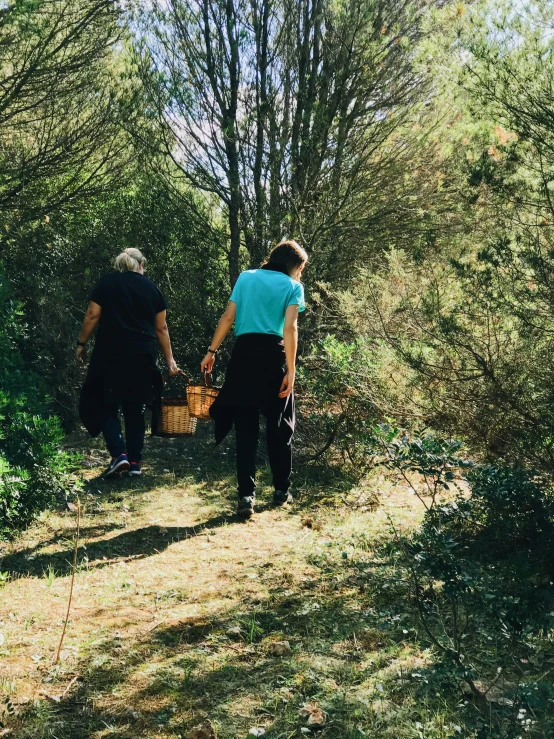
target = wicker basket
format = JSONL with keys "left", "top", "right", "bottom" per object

{"left": 187, "top": 371, "right": 219, "bottom": 420}
{"left": 158, "top": 373, "right": 197, "bottom": 437}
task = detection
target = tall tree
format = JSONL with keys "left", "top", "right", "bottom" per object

{"left": 0, "top": 0, "right": 131, "bottom": 228}
{"left": 136, "top": 0, "right": 442, "bottom": 283}
{"left": 355, "top": 0, "right": 554, "bottom": 467}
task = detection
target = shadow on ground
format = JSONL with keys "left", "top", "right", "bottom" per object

{"left": 10, "top": 562, "right": 416, "bottom": 739}
{"left": 0, "top": 517, "right": 233, "bottom": 578}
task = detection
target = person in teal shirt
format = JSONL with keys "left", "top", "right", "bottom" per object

{"left": 230, "top": 268, "right": 305, "bottom": 337}
{"left": 201, "top": 240, "right": 308, "bottom": 518}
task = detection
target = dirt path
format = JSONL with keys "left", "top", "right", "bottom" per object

{"left": 0, "top": 429, "right": 432, "bottom": 739}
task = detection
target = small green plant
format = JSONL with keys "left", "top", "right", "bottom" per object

{"left": 0, "top": 694, "right": 15, "bottom": 729}
{"left": 238, "top": 614, "right": 264, "bottom": 644}
{"left": 44, "top": 565, "right": 56, "bottom": 588}
{"left": 365, "top": 425, "right": 472, "bottom": 509}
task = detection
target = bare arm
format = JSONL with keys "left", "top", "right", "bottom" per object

{"left": 155, "top": 310, "right": 179, "bottom": 375}
{"left": 279, "top": 304, "right": 299, "bottom": 398}
{"left": 200, "top": 301, "right": 237, "bottom": 373}
{"left": 75, "top": 300, "right": 102, "bottom": 362}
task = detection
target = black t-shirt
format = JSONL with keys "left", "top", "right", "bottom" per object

{"left": 90, "top": 271, "right": 167, "bottom": 358}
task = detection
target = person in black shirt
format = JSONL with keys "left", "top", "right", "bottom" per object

{"left": 77, "top": 248, "right": 179, "bottom": 477}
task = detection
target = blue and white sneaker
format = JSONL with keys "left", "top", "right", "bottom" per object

{"left": 105, "top": 453, "right": 129, "bottom": 478}
{"left": 128, "top": 462, "right": 142, "bottom": 477}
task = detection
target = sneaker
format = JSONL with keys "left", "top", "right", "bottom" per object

{"left": 105, "top": 453, "right": 129, "bottom": 478}
{"left": 128, "top": 462, "right": 142, "bottom": 477}
{"left": 237, "top": 496, "right": 255, "bottom": 519}
{"left": 273, "top": 490, "right": 293, "bottom": 506}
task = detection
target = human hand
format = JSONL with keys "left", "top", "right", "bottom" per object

{"left": 168, "top": 359, "right": 180, "bottom": 376}
{"left": 200, "top": 352, "right": 215, "bottom": 374}
{"left": 279, "top": 370, "right": 295, "bottom": 398}
{"left": 76, "top": 346, "right": 85, "bottom": 363}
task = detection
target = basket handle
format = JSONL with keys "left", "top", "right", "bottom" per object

{"left": 204, "top": 369, "right": 213, "bottom": 388}
{"left": 163, "top": 369, "right": 190, "bottom": 386}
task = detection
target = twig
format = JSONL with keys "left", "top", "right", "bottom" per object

{"left": 53, "top": 498, "right": 81, "bottom": 665}
{"left": 299, "top": 413, "right": 347, "bottom": 462}
{"left": 61, "top": 675, "right": 79, "bottom": 698}
{"left": 144, "top": 618, "right": 167, "bottom": 634}
{"left": 483, "top": 667, "right": 503, "bottom": 697}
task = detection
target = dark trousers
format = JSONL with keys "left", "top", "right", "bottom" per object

{"left": 234, "top": 407, "right": 292, "bottom": 497}
{"left": 102, "top": 399, "right": 146, "bottom": 462}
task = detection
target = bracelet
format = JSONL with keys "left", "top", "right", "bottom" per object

{"left": 207, "top": 348, "right": 217, "bottom": 355}
{"left": 76, "top": 340, "right": 86, "bottom": 347}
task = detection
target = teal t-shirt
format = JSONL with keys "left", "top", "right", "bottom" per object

{"left": 230, "top": 269, "right": 306, "bottom": 337}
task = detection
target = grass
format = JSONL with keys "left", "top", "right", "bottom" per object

{"left": 0, "top": 424, "right": 466, "bottom": 738}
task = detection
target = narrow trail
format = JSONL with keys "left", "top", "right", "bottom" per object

{"left": 0, "top": 429, "right": 424, "bottom": 739}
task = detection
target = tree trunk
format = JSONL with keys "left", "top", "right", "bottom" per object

{"left": 225, "top": 0, "right": 241, "bottom": 285}
{"left": 228, "top": 172, "right": 242, "bottom": 285}
{"left": 251, "top": 0, "right": 270, "bottom": 265}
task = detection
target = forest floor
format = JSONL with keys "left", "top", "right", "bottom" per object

{"left": 0, "top": 425, "right": 458, "bottom": 739}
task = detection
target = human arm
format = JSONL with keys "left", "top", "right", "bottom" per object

{"left": 200, "top": 301, "right": 237, "bottom": 373}
{"left": 279, "top": 304, "right": 299, "bottom": 398}
{"left": 155, "top": 310, "right": 179, "bottom": 376}
{"left": 75, "top": 301, "right": 102, "bottom": 362}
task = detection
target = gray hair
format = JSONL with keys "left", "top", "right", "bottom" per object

{"left": 114, "top": 248, "right": 145, "bottom": 273}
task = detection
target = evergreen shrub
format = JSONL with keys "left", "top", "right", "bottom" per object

{"left": 0, "top": 271, "right": 75, "bottom": 538}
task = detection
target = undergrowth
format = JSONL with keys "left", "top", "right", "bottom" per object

{"left": 0, "top": 427, "right": 553, "bottom": 737}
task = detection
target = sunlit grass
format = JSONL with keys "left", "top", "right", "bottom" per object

{"left": 0, "top": 427, "right": 465, "bottom": 738}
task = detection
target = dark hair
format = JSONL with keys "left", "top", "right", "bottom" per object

{"left": 261, "top": 240, "right": 308, "bottom": 276}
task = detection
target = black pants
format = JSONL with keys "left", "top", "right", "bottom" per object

{"left": 102, "top": 399, "right": 146, "bottom": 462}
{"left": 234, "top": 407, "right": 292, "bottom": 497}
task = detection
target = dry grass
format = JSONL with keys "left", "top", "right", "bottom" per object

{"left": 0, "top": 426, "right": 451, "bottom": 739}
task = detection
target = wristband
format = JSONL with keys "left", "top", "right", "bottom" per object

{"left": 77, "top": 340, "right": 86, "bottom": 347}
{"left": 207, "top": 348, "right": 217, "bottom": 355}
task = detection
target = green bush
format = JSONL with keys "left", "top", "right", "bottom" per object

{"left": 390, "top": 458, "right": 554, "bottom": 736}
{"left": 297, "top": 335, "right": 395, "bottom": 466}
{"left": 0, "top": 271, "right": 75, "bottom": 538}
{"left": 364, "top": 424, "right": 472, "bottom": 509}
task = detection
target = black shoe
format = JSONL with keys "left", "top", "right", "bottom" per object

{"left": 128, "top": 462, "right": 142, "bottom": 477}
{"left": 105, "top": 453, "right": 130, "bottom": 478}
{"left": 237, "top": 496, "right": 255, "bottom": 518}
{"left": 273, "top": 490, "right": 293, "bottom": 506}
